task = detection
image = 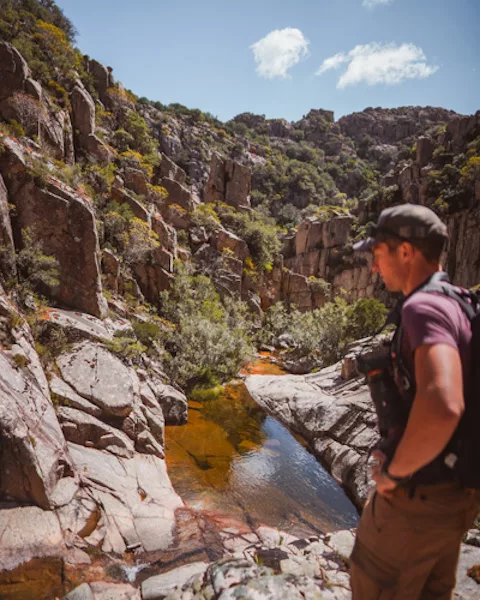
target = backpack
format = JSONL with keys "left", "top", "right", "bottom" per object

{"left": 392, "top": 272, "right": 480, "bottom": 489}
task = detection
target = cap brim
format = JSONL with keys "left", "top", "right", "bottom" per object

{"left": 353, "top": 237, "right": 376, "bottom": 252}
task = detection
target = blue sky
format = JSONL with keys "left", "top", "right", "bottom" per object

{"left": 56, "top": 0, "right": 478, "bottom": 122}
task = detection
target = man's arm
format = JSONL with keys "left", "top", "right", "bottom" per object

{"left": 375, "top": 343, "right": 464, "bottom": 493}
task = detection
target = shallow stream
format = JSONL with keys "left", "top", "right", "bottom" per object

{"left": 165, "top": 357, "right": 358, "bottom": 538}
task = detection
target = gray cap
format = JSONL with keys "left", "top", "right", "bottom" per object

{"left": 353, "top": 204, "right": 448, "bottom": 252}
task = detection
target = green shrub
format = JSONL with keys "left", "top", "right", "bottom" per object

{"left": 216, "top": 204, "right": 280, "bottom": 271}
{"left": 132, "top": 320, "right": 161, "bottom": 345}
{"left": 8, "top": 119, "right": 25, "bottom": 138}
{"left": 159, "top": 263, "right": 254, "bottom": 390}
{"left": 12, "top": 353, "right": 30, "bottom": 369}
{"left": 346, "top": 298, "right": 387, "bottom": 340}
{"left": 123, "top": 111, "right": 158, "bottom": 157}
{"left": 105, "top": 334, "right": 147, "bottom": 363}
{"left": 260, "top": 296, "right": 387, "bottom": 367}
{"left": 17, "top": 227, "right": 59, "bottom": 291}
{"left": 190, "top": 203, "right": 221, "bottom": 235}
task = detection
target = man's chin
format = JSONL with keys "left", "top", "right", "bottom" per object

{"left": 382, "top": 280, "right": 401, "bottom": 293}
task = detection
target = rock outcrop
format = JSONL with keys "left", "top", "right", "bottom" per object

{"left": 283, "top": 214, "right": 375, "bottom": 301}
{"left": 205, "top": 153, "right": 251, "bottom": 208}
{"left": 0, "top": 137, "right": 108, "bottom": 317}
{"left": 338, "top": 106, "right": 458, "bottom": 145}
{"left": 0, "top": 299, "right": 187, "bottom": 599}
{"left": 0, "top": 292, "right": 76, "bottom": 510}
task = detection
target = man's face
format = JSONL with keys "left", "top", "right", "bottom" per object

{"left": 371, "top": 241, "right": 407, "bottom": 292}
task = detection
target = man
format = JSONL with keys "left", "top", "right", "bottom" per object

{"left": 350, "top": 204, "right": 479, "bottom": 599}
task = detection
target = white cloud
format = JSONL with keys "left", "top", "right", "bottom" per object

{"left": 315, "top": 52, "right": 348, "bottom": 75}
{"left": 251, "top": 28, "right": 309, "bottom": 79}
{"left": 362, "top": 0, "right": 394, "bottom": 8}
{"left": 315, "top": 52, "right": 350, "bottom": 75}
{"left": 316, "top": 43, "right": 439, "bottom": 88}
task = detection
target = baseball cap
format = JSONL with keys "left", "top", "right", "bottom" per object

{"left": 353, "top": 204, "right": 448, "bottom": 252}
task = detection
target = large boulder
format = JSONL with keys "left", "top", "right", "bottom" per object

{"left": 214, "top": 228, "right": 250, "bottom": 261}
{"left": 70, "top": 85, "right": 95, "bottom": 137}
{"left": 161, "top": 177, "right": 194, "bottom": 212}
{"left": 0, "top": 137, "right": 108, "bottom": 318}
{"left": 294, "top": 216, "right": 353, "bottom": 256}
{"left": 56, "top": 406, "right": 135, "bottom": 458}
{"left": 416, "top": 136, "right": 436, "bottom": 167}
{"left": 132, "top": 255, "right": 174, "bottom": 306}
{"left": 152, "top": 215, "right": 177, "bottom": 253}
{"left": 70, "top": 85, "right": 112, "bottom": 163}
{"left": 56, "top": 342, "right": 136, "bottom": 417}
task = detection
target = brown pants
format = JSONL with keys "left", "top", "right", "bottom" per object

{"left": 350, "top": 482, "right": 479, "bottom": 599}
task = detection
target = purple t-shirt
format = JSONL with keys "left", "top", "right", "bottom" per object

{"left": 401, "top": 291, "right": 472, "bottom": 386}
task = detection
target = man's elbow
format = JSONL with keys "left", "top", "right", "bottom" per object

{"left": 436, "top": 388, "right": 464, "bottom": 422}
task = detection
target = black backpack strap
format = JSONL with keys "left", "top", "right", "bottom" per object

{"left": 411, "top": 272, "right": 477, "bottom": 321}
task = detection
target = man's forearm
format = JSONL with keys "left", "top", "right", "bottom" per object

{"left": 387, "top": 392, "right": 461, "bottom": 479}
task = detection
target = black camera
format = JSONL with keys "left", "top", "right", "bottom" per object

{"left": 357, "top": 344, "right": 408, "bottom": 446}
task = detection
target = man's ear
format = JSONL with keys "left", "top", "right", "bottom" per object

{"left": 399, "top": 241, "right": 415, "bottom": 262}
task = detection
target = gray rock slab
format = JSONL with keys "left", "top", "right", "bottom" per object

{"left": 153, "top": 381, "right": 188, "bottom": 425}
{"left": 142, "top": 562, "right": 209, "bottom": 600}
{"left": 67, "top": 443, "right": 183, "bottom": 553}
{"left": 49, "top": 374, "right": 103, "bottom": 417}
{"left": 38, "top": 307, "right": 116, "bottom": 342}
{"left": 57, "top": 342, "right": 137, "bottom": 416}
{"left": 0, "top": 505, "right": 64, "bottom": 572}
{"left": 57, "top": 406, "right": 135, "bottom": 457}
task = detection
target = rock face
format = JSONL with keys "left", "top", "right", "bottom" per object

{"left": 0, "top": 137, "right": 108, "bottom": 317}
{"left": 71, "top": 85, "right": 95, "bottom": 138}
{"left": 158, "top": 153, "right": 187, "bottom": 185}
{"left": 283, "top": 214, "right": 376, "bottom": 302}
{"left": 70, "top": 84, "right": 112, "bottom": 163}
{"left": 205, "top": 153, "right": 251, "bottom": 208}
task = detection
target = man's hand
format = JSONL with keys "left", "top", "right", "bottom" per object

{"left": 370, "top": 450, "right": 398, "bottom": 498}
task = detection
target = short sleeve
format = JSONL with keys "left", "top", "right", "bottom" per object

{"left": 402, "top": 292, "right": 460, "bottom": 353}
